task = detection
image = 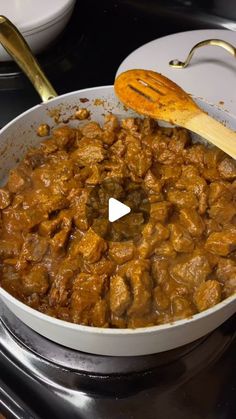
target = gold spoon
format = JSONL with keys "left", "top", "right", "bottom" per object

{"left": 114, "top": 69, "right": 236, "bottom": 160}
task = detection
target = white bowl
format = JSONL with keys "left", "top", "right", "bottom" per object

{"left": 0, "top": 0, "right": 76, "bottom": 61}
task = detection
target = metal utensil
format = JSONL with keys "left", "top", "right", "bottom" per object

{"left": 114, "top": 69, "right": 236, "bottom": 159}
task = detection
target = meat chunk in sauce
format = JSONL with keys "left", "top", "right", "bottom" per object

{"left": 0, "top": 189, "right": 11, "bottom": 209}
{"left": 109, "top": 241, "right": 134, "bottom": 264}
{"left": 72, "top": 137, "right": 105, "bottom": 166}
{"left": 216, "top": 259, "right": 236, "bottom": 297}
{"left": 76, "top": 228, "right": 107, "bottom": 263}
{"left": 0, "top": 113, "right": 236, "bottom": 329}
{"left": 22, "top": 266, "right": 49, "bottom": 296}
{"left": 70, "top": 273, "right": 107, "bottom": 325}
{"left": 19, "top": 234, "right": 48, "bottom": 263}
{"left": 179, "top": 208, "right": 205, "bottom": 237}
{"left": 110, "top": 275, "right": 131, "bottom": 316}
{"left": 170, "top": 253, "right": 211, "bottom": 287}
{"left": 218, "top": 157, "right": 236, "bottom": 180}
{"left": 170, "top": 223, "right": 194, "bottom": 253}
{"left": 193, "top": 280, "right": 221, "bottom": 312}
{"left": 205, "top": 229, "right": 236, "bottom": 256}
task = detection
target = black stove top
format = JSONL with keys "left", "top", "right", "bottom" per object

{"left": 0, "top": 0, "right": 236, "bottom": 418}
{"left": 1, "top": 303, "right": 236, "bottom": 419}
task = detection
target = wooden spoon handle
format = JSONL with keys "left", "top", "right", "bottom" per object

{"left": 185, "top": 113, "right": 236, "bottom": 160}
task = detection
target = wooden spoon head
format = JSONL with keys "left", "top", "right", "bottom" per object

{"left": 114, "top": 69, "right": 201, "bottom": 125}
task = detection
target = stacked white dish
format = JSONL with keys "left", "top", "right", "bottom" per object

{"left": 0, "top": 0, "right": 76, "bottom": 61}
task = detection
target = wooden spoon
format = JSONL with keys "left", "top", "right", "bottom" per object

{"left": 114, "top": 69, "right": 236, "bottom": 159}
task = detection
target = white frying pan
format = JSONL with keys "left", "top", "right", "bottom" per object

{"left": 0, "top": 16, "right": 235, "bottom": 356}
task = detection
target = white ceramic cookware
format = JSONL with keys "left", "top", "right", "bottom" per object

{"left": 0, "top": 17, "right": 235, "bottom": 356}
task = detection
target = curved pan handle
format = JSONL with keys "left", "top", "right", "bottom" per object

{"left": 0, "top": 15, "right": 57, "bottom": 102}
{"left": 169, "top": 38, "right": 236, "bottom": 69}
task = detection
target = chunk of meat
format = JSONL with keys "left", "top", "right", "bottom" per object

{"left": 85, "top": 165, "right": 101, "bottom": 185}
{"left": 154, "top": 241, "right": 176, "bottom": 257}
{"left": 208, "top": 198, "right": 236, "bottom": 224}
{"left": 216, "top": 259, "right": 236, "bottom": 297}
{"left": 153, "top": 286, "right": 170, "bottom": 311}
{"left": 167, "top": 190, "right": 198, "bottom": 209}
{"left": 125, "top": 135, "right": 152, "bottom": 178}
{"left": 208, "top": 182, "right": 232, "bottom": 205}
{"left": 53, "top": 126, "right": 78, "bottom": 148}
{"left": 170, "top": 223, "right": 194, "bottom": 253}
{"left": 204, "top": 147, "right": 224, "bottom": 168}
{"left": 150, "top": 201, "right": 172, "bottom": 223}
{"left": 151, "top": 258, "right": 170, "bottom": 286}
{"left": 205, "top": 229, "right": 236, "bottom": 256}
{"left": 48, "top": 257, "right": 80, "bottom": 306}
{"left": 72, "top": 137, "right": 105, "bottom": 166}
{"left": 171, "top": 296, "right": 195, "bottom": 319}
{"left": 25, "top": 148, "right": 47, "bottom": 169}
{"left": 0, "top": 189, "right": 11, "bottom": 209}
{"left": 71, "top": 189, "right": 90, "bottom": 231}
{"left": 50, "top": 227, "right": 70, "bottom": 253}
{"left": 23, "top": 207, "right": 49, "bottom": 230}
{"left": 7, "top": 169, "right": 29, "bottom": 193}
{"left": 22, "top": 266, "right": 49, "bottom": 296}
{"left": 20, "top": 234, "right": 48, "bottom": 262}
{"left": 109, "top": 241, "right": 134, "bottom": 264}
{"left": 40, "top": 138, "right": 58, "bottom": 155}
{"left": 159, "top": 165, "right": 182, "bottom": 184}
{"left": 110, "top": 139, "right": 126, "bottom": 158}
{"left": 76, "top": 228, "right": 107, "bottom": 263}
{"left": 175, "top": 167, "right": 207, "bottom": 197}
{"left": 70, "top": 273, "right": 107, "bottom": 324}
{"left": 0, "top": 240, "right": 20, "bottom": 259}
{"left": 144, "top": 170, "right": 162, "bottom": 194}
{"left": 205, "top": 219, "right": 221, "bottom": 236}
{"left": 84, "top": 257, "right": 115, "bottom": 276}
{"left": 81, "top": 121, "right": 103, "bottom": 139}
{"left": 110, "top": 275, "right": 131, "bottom": 316}
{"left": 119, "top": 260, "right": 152, "bottom": 317}
{"left": 43, "top": 194, "right": 69, "bottom": 214}
{"left": 155, "top": 148, "right": 182, "bottom": 165}
{"left": 103, "top": 114, "right": 119, "bottom": 132}
{"left": 179, "top": 208, "right": 205, "bottom": 237}
{"left": 91, "top": 299, "right": 108, "bottom": 327}
{"left": 218, "top": 157, "right": 236, "bottom": 180}
{"left": 127, "top": 313, "right": 157, "bottom": 328}
{"left": 193, "top": 280, "right": 222, "bottom": 312}
{"left": 170, "top": 254, "right": 211, "bottom": 286}
{"left": 184, "top": 144, "right": 205, "bottom": 167}
{"left": 163, "top": 277, "right": 189, "bottom": 298}
{"left": 168, "top": 128, "right": 190, "bottom": 153}
{"left": 138, "top": 222, "right": 169, "bottom": 258}
{"left": 121, "top": 117, "right": 141, "bottom": 133}
{"left": 128, "top": 271, "right": 152, "bottom": 316}
{"left": 140, "top": 117, "right": 157, "bottom": 136}
{"left": 39, "top": 210, "right": 72, "bottom": 237}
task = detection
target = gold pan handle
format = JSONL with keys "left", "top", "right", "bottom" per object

{"left": 169, "top": 39, "right": 236, "bottom": 69}
{"left": 0, "top": 15, "right": 57, "bottom": 102}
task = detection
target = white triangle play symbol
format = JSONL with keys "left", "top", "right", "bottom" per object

{"left": 108, "top": 198, "right": 131, "bottom": 222}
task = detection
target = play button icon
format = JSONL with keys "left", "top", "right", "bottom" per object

{"left": 108, "top": 198, "right": 131, "bottom": 222}
{"left": 86, "top": 176, "right": 150, "bottom": 242}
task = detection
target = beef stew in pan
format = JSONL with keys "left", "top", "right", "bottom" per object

{"left": 0, "top": 114, "right": 236, "bottom": 328}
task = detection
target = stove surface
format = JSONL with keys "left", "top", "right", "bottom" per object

{"left": 0, "top": 0, "right": 236, "bottom": 418}
{"left": 0, "top": 303, "right": 236, "bottom": 419}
